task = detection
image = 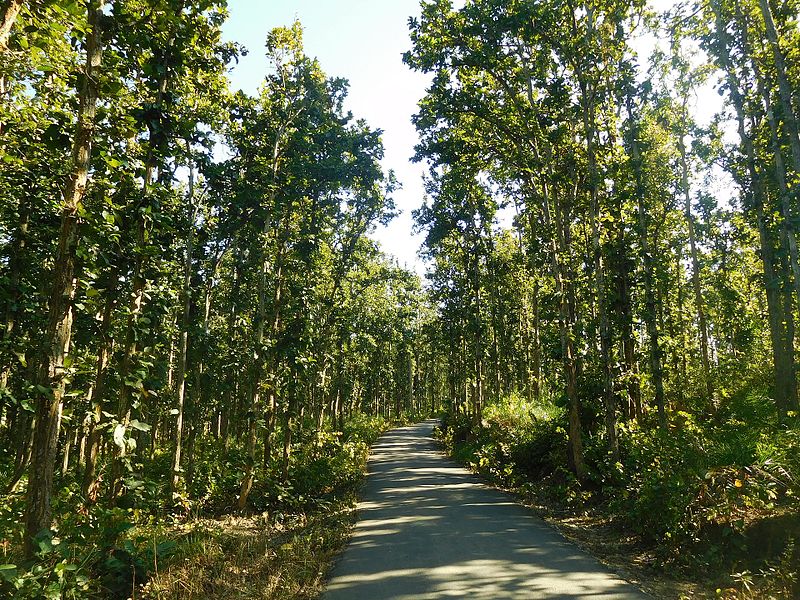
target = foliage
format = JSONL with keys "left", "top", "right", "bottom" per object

{"left": 3, "top": 0, "right": 800, "bottom": 595}
{"left": 138, "top": 412, "right": 387, "bottom": 599}
{"left": 439, "top": 393, "right": 800, "bottom": 591}
{"left": 0, "top": 3, "right": 429, "bottom": 596}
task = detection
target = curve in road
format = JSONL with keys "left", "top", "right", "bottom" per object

{"left": 324, "top": 420, "right": 648, "bottom": 600}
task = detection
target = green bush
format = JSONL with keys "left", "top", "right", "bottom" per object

{"left": 438, "top": 390, "right": 800, "bottom": 577}
{"left": 0, "top": 412, "right": 390, "bottom": 599}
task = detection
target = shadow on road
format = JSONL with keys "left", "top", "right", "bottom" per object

{"left": 323, "top": 420, "right": 647, "bottom": 599}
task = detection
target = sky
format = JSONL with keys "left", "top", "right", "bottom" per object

{"left": 220, "top": 0, "right": 722, "bottom": 275}
{"left": 221, "top": 0, "right": 432, "bottom": 273}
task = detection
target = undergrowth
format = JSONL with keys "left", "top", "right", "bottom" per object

{"left": 0, "top": 413, "right": 393, "bottom": 599}
{"left": 436, "top": 392, "right": 800, "bottom": 598}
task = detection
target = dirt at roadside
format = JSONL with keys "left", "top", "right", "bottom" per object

{"left": 533, "top": 510, "right": 704, "bottom": 599}
{"left": 450, "top": 471, "right": 716, "bottom": 598}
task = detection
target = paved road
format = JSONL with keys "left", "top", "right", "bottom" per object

{"left": 324, "top": 420, "right": 648, "bottom": 600}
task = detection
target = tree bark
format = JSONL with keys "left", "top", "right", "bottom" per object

{"left": 626, "top": 94, "right": 664, "bottom": 424}
{"left": 538, "top": 176, "right": 587, "bottom": 482}
{"left": 171, "top": 155, "right": 197, "bottom": 496}
{"left": 757, "top": 0, "right": 800, "bottom": 172}
{"left": 678, "top": 121, "right": 714, "bottom": 407}
{"left": 82, "top": 287, "right": 116, "bottom": 501}
{"left": 713, "top": 0, "right": 798, "bottom": 415}
{"left": 0, "top": 0, "right": 23, "bottom": 50}
{"left": 25, "top": 0, "right": 103, "bottom": 556}
{"left": 741, "top": 7, "right": 800, "bottom": 312}
{"left": 580, "top": 76, "right": 618, "bottom": 457}
{"left": 1, "top": 199, "right": 28, "bottom": 394}
{"left": 237, "top": 250, "right": 268, "bottom": 511}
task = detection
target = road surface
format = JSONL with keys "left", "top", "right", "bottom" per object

{"left": 323, "top": 420, "right": 648, "bottom": 600}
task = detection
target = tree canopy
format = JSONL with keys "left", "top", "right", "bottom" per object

{"left": 1, "top": 0, "right": 799, "bottom": 596}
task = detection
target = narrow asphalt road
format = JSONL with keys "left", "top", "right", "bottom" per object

{"left": 323, "top": 420, "right": 648, "bottom": 600}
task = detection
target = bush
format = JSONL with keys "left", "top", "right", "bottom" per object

{"left": 0, "top": 412, "right": 391, "bottom": 599}
{"left": 438, "top": 395, "right": 569, "bottom": 489}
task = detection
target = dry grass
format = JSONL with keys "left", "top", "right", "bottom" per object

{"left": 138, "top": 496, "right": 359, "bottom": 600}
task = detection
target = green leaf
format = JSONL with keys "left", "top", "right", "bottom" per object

{"left": 54, "top": 561, "right": 78, "bottom": 576}
{"left": 129, "top": 419, "right": 151, "bottom": 432}
{"left": 0, "top": 564, "right": 17, "bottom": 582}
{"left": 113, "top": 424, "right": 126, "bottom": 450}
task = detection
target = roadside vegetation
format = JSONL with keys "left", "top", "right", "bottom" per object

{"left": 2, "top": 0, "right": 800, "bottom": 598}
{"left": 405, "top": 0, "right": 800, "bottom": 597}
{"left": 0, "top": 2, "right": 429, "bottom": 597}
{"left": 436, "top": 396, "right": 798, "bottom": 597}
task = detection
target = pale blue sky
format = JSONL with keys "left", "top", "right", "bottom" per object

{"left": 220, "top": 0, "right": 718, "bottom": 275}
{"left": 221, "top": 0, "right": 431, "bottom": 272}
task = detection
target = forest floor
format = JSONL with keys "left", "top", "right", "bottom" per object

{"left": 138, "top": 493, "right": 360, "bottom": 599}
{"left": 517, "top": 497, "right": 705, "bottom": 598}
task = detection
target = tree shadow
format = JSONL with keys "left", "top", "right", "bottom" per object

{"left": 324, "top": 421, "right": 648, "bottom": 599}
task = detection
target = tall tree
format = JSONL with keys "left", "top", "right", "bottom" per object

{"left": 25, "top": 0, "right": 104, "bottom": 554}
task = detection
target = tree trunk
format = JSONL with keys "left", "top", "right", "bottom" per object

{"left": 1, "top": 199, "right": 28, "bottom": 394}
{"left": 580, "top": 77, "right": 617, "bottom": 459}
{"left": 742, "top": 10, "right": 800, "bottom": 312}
{"left": 531, "top": 282, "right": 541, "bottom": 402}
{"left": 678, "top": 123, "right": 714, "bottom": 406}
{"left": 0, "top": 0, "right": 20, "bottom": 106}
{"left": 539, "top": 178, "right": 587, "bottom": 482}
{"left": 25, "top": 0, "right": 103, "bottom": 556}
{"left": 281, "top": 398, "right": 293, "bottom": 482}
{"left": 111, "top": 236, "right": 146, "bottom": 498}
{"left": 626, "top": 95, "right": 664, "bottom": 425}
{"left": 713, "top": 0, "right": 798, "bottom": 415}
{"left": 171, "top": 156, "right": 196, "bottom": 496}
{"left": 82, "top": 288, "right": 115, "bottom": 500}
{"left": 757, "top": 0, "right": 800, "bottom": 171}
{"left": 0, "top": 0, "right": 23, "bottom": 51}
{"left": 237, "top": 239, "right": 275, "bottom": 509}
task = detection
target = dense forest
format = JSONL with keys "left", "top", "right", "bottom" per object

{"left": 0, "top": 0, "right": 799, "bottom": 597}
{"left": 406, "top": 0, "right": 800, "bottom": 596}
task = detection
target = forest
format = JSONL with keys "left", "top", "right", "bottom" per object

{"left": 0, "top": 0, "right": 799, "bottom": 598}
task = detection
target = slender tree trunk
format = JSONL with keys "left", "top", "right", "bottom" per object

{"left": 580, "top": 78, "right": 617, "bottom": 459}
{"left": 281, "top": 394, "right": 293, "bottom": 482}
{"left": 531, "top": 281, "right": 541, "bottom": 402}
{"left": 626, "top": 96, "right": 664, "bottom": 425}
{"left": 1, "top": 200, "right": 28, "bottom": 393}
{"left": 675, "top": 255, "right": 688, "bottom": 410}
{"left": 25, "top": 0, "right": 103, "bottom": 555}
{"left": 742, "top": 12, "right": 800, "bottom": 311}
{"left": 714, "top": 0, "right": 798, "bottom": 415}
{"left": 757, "top": 0, "right": 800, "bottom": 169}
{"left": 110, "top": 40, "right": 176, "bottom": 497}
{"left": 540, "top": 178, "right": 587, "bottom": 482}
{"left": 0, "top": 0, "right": 23, "bottom": 50}
{"left": 111, "top": 226, "right": 146, "bottom": 498}
{"left": 82, "top": 288, "right": 115, "bottom": 500}
{"left": 171, "top": 156, "right": 196, "bottom": 496}
{"left": 472, "top": 249, "right": 483, "bottom": 423}
{"left": 678, "top": 123, "right": 714, "bottom": 406}
{"left": 334, "top": 343, "right": 344, "bottom": 431}
{"left": 237, "top": 251, "right": 268, "bottom": 511}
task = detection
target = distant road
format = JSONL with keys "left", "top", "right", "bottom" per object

{"left": 323, "top": 420, "right": 648, "bottom": 600}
